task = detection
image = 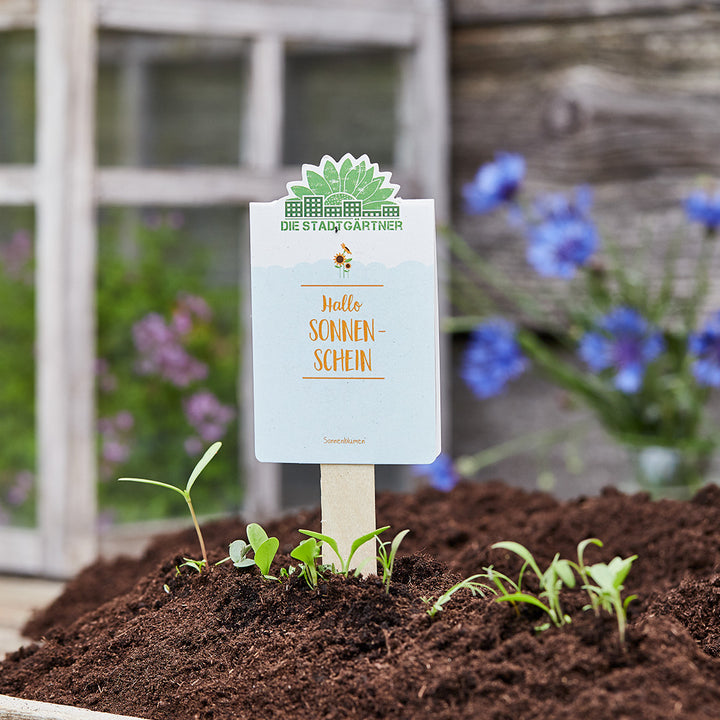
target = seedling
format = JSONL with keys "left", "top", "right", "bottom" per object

{"left": 491, "top": 541, "right": 575, "bottom": 630}
{"left": 290, "top": 537, "right": 322, "bottom": 588}
{"left": 377, "top": 529, "right": 409, "bottom": 594}
{"left": 298, "top": 526, "right": 390, "bottom": 575}
{"left": 119, "top": 441, "right": 221, "bottom": 571}
{"left": 583, "top": 555, "right": 638, "bottom": 644}
{"left": 178, "top": 557, "right": 207, "bottom": 574}
{"left": 221, "top": 540, "right": 255, "bottom": 569}
{"left": 424, "top": 575, "right": 493, "bottom": 618}
{"left": 246, "top": 523, "right": 280, "bottom": 578}
{"left": 569, "top": 538, "right": 604, "bottom": 615}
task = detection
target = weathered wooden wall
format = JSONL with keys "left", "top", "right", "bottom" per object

{"left": 448, "top": 0, "right": 720, "bottom": 493}
{"left": 449, "top": 0, "right": 720, "bottom": 322}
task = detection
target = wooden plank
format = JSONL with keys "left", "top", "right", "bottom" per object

{"left": 96, "top": 0, "right": 418, "bottom": 46}
{"left": 0, "top": 695, "right": 146, "bottom": 720}
{"left": 35, "top": 0, "right": 98, "bottom": 578}
{"left": 0, "top": 167, "right": 35, "bottom": 205}
{"left": 0, "top": 0, "right": 35, "bottom": 29}
{"left": 451, "top": 0, "right": 718, "bottom": 24}
{"left": 96, "top": 167, "right": 295, "bottom": 205}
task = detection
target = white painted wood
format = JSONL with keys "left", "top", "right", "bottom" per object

{"left": 320, "top": 464, "right": 376, "bottom": 576}
{"left": 0, "top": 695, "right": 146, "bottom": 720}
{"left": 96, "top": 167, "right": 293, "bottom": 205}
{"left": 244, "top": 35, "right": 284, "bottom": 171}
{"left": 0, "top": 0, "right": 35, "bottom": 29}
{"left": 0, "top": 166, "right": 35, "bottom": 204}
{"left": 34, "top": 0, "right": 98, "bottom": 578}
{"left": 96, "top": 0, "right": 418, "bottom": 46}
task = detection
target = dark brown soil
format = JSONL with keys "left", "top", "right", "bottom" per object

{"left": 5, "top": 480, "right": 720, "bottom": 719}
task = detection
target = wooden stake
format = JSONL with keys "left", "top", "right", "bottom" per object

{"left": 320, "top": 464, "right": 376, "bottom": 577}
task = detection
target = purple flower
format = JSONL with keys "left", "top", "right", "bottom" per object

{"left": 689, "top": 311, "right": 720, "bottom": 387}
{"left": 463, "top": 152, "right": 525, "bottom": 215}
{"left": 413, "top": 454, "right": 458, "bottom": 492}
{"left": 184, "top": 391, "right": 235, "bottom": 442}
{"left": 526, "top": 188, "right": 599, "bottom": 278}
{"left": 462, "top": 319, "right": 528, "bottom": 398}
{"left": 132, "top": 312, "right": 208, "bottom": 387}
{"left": 684, "top": 189, "right": 720, "bottom": 232}
{"left": 578, "top": 307, "right": 664, "bottom": 393}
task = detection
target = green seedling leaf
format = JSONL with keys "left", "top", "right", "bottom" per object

{"left": 254, "top": 537, "right": 280, "bottom": 577}
{"left": 495, "top": 592, "right": 555, "bottom": 619}
{"left": 119, "top": 477, "right": 187, "bottom": 500}
{"left": 347, "top": 526, "right": 389, "bottom": 570}
{"left": 291, "top": 538, "right": 320, "bottom": 588}
{"left": 228, "top": 539, "right": 255, "bottom": 569}
{"left": 247, "top": 523, "right": 269, "bottom": 552}
{"left": 186, "top": 441, "right": 222, "bottom": 494}
{"left": 492, "top": 541, "right": 543, "bottom": 579}
{"left": 554, "top": 559, "right": 576, "bottom": 588}
{"left": 298, "top": 530, "right": 340, "bottom": 568}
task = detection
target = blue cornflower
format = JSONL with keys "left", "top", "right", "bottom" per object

{"left": 526, "top": 187, "right": 599, "bottom": 278}
{"left": 462, "top": 319, "right": 528, "bottom": 398}
{"left": 684, "top": 189, "right": 720, "bottom": 232}
{"left": 689, "top": 311, "right": 720, "bottom": 387}
{"left": 578, "top": 307, "right": 664, "bottom": 393}
{"left": 463, "top": 152, "right": 525, "bottom": 215}
{"left": 413, "top": 454, "right": 458, "bottom": 492}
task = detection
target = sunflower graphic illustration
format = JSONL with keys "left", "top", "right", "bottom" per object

{"left": 333, "top": 245, "right": 352, "bottom": 276}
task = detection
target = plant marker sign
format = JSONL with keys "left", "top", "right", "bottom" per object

{"left": 250, "top": 154, "right": 440, "bottom": 574}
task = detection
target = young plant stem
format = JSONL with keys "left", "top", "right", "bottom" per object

{"left": 186, "top": 498, "right": 208, "bottom": 570}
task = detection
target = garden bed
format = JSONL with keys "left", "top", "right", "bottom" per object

{"left": 3, "top": 480, "right": 720, "bottom": 719}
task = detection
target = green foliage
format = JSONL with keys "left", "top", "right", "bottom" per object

{"left": 119, "top": 441, "right": 222, "bottom": 570}
{"left": 246, "top": 523, "right": 280, "bottom": 577}
{"left": 583, "top": 555, "right": 638, "bottom": 644}
{"left": 377, "top": 529, "right": 409, "bottom": 594}
{"left": 424, "top": 575, "right": 493, "bottom": 618}
{"left": 290, "top": 537, "right": 322, "bottom": 589}
{"left": 298, "top": 526, "right": 389, "bottom": 575}
{"left": 429, "top": 537, "right": 637, "bottom": 644}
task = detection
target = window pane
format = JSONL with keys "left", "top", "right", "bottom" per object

{"left": 0, "top": 208, "right": 35, "bottom": 526}
{"left": 283, "top": 47, "right": 401, "bottom": 167}
{"left": 97, "top": 33, "right": 248, "bottom": 166}
{"left": 0, "top": 32, "right": 35, "bottom": 164}
{"left": 95, "top": 206, "right": 242, "bottom": 524}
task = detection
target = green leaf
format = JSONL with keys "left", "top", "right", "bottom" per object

{"left": 299, "top": 529, "right": 340, "bottom": 566}
{"left": 323, "top": 160, "right": 341, "bottom": 193}
{"left": 390, "top": 529, "right": 410, "bottom": 557}
{"left": 365, "top": 187, "right": 394, "bottom": 204}
{"left": 492, "top": 541, "right": 543, "bottom": 580}
{"left": 355, "top": 166, "right": 375, "bottom": 194}
{"left": 306, "top": 170, "right": 332, "bottom": 196}
{"left": 186, "top": 441, "right": 222, "bottom": 494}
{"left": 554, "top": 559, "right": 576, "bottom": 588}
{"left": 357, "top": 178, "right": 384, "bottom": 202}
{"left": 118, "top": 477, "right": 187, "bottom": 500}
{"left": 246, "top": 523, "right": 269, "bottom": 552}
{"left": 254, "top": 537, "right": 280, "bottom": 576}
{"left": 347, "top": 526, "right": 390, "bottom": 570}
{"left": 343, "top": 165, "right": 361, "bottom": 195}
{"left": 229, "top": 539, "right": 252, "bottom": 566}
{"left": 338, "top": 157, "right": 353, "bottom": 182}
{"left": 587, "top": 563, "right": 614, "bottom": 589}
{"left": 495, "top": 592, "right": 554, "bottom": 616}
{"left": 290, "top": 184, "right": 314, "bottom": 198}
{"left": 291, "top": 537, "right": 319, "bottom": 564}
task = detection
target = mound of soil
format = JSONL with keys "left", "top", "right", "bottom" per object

{"left": 4, "top": 480, "right": 720, "bottom": 719}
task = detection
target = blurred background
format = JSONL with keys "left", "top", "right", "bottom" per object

{"left": 0, "top": 0, "right": 719, "bottom": 577}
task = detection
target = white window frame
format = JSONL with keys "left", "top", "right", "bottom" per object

{"left": 0, "top": 0, "right": 448, "bottom": 577}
